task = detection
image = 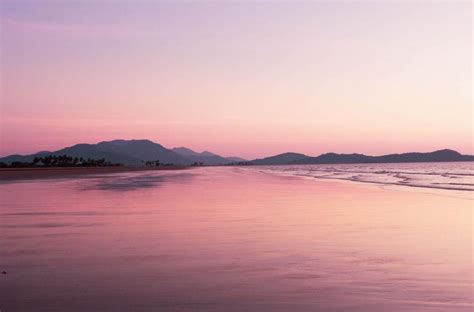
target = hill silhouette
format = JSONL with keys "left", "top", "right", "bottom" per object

{"left": 1, "top": 141, "right": 472, "bottom": 167}
{"left": 252, "top": 152, "right": 309, "bottom": 165}
{"left": 0, "top": 140, "right": 246, "bottom": 166}
{"left": 251, "top": 149, "right": 474, "bottom": 165}
{"left": 172, "top": 147, "right": 245, "bottom": 165}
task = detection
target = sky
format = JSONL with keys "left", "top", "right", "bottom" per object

{"left": 0, "top": 1, "right": 472, "bottom": 159}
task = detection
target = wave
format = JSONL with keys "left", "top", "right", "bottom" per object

{"left": 255, "top": 162, "right": 474, "bottom": 192}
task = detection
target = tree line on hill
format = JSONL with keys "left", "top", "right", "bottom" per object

{"left": 0, "top": 155, "right": 122, "bottom": 168}
{"left": 0, "top": 154, "right": 204, "bottom": 168}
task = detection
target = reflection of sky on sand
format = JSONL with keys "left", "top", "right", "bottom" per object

{"left": 1, "top": 166, "right": 472, "bottom": 311}
{"left": 79, "top": 172, "right": 195, "bottom": 191}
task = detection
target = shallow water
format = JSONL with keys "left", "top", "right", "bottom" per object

{"left": 0, "top": 165, "right": 472, "bottom": 311}
{"left": 254, "top": 162, "right": 474, "bottom": 192}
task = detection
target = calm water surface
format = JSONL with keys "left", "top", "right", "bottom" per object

{"left": 0, "top": 164, "right": 472, "bottom": 311}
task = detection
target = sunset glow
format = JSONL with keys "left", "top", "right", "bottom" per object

{"left": 1, "top": 1, "right": 472, "bottom": 158}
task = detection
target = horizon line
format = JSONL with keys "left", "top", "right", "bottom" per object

{"left": 0, "top": 138, "right": 472, "bottom": 160}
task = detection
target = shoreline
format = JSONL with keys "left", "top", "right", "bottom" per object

{"left": 0, "top": 166, "right": 189, "bottom": 181}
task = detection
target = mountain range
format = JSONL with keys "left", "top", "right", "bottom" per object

{"left": 252, "top": 149, "right": 474, "bottom": 165}
{"left": 0, "top": 140, "right": 245, "bottom": 166}
{"left": 0, "top": 139, "right": 472, "bottom": 166}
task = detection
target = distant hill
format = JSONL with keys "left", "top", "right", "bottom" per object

{"left": 172, "top": 147, "right": 246, "bottom": 165}
{"left": 1, "top": 141, "right": 471, "bottom": 167}
{"left": 252, "top": 149, "right": 474, "bottom": 165}
{"left": 0, "top": 140, "right": 247, "bottom": 166}
{"left": 0, "top": 140, "right": 191, "bottom": 166}
{"left": 97, "top": 140, "right": 190, "bottom": 164}
{"left": 252, "top": 152, "right": 309, "bottom": 165}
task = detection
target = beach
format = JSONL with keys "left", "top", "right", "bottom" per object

{"left": 0, "top": 166, "right": 472, "bottom": 311}
{"left": 0, "top": 166, "right": 188, "bottom": 181}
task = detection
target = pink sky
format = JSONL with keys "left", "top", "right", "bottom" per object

{"left": 1, "top": 1, "right": 472, "bottom": 159}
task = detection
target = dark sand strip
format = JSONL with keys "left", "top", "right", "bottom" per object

{"left": 0, "top": 166, "right": 188, "bottom": 181}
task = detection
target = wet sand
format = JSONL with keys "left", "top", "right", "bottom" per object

{"left": 0, "top": 166, "right": 188, "bottom": 181}
{"left": 0, "top": 166, "right": 472, "bottom": 311}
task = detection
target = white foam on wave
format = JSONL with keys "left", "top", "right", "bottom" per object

{"left": 255, "top": 162, "right": 474, "bottom": 192}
